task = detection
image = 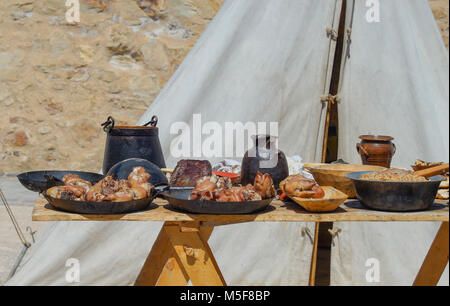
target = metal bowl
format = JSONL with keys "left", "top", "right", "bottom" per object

{"left": 106, "top": 158, "right": 168, "bottom": 187}
{"left": 345, "top": 171, "right": 445, "bottom": 212}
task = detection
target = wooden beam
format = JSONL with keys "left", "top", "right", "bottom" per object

{"left": 165, "top": 224, "right": 226, "bottom": 286}
{"left": 157, "top": 224, "right": 214, "bottom": 286}
{"left": 414, "top": 222, "right": 449, "bottom": 286}
{"left": 134, "top": 222, "right": 177, "bottom": 286}
{"left": 308, "top": 222, "right": 320, "bottom": 286}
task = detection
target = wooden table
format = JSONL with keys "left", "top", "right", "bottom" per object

{"left": 33, "top": 197, "right": 449, "bottom": 286}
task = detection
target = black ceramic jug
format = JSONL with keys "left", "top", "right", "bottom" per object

{"left": 101, "top": 116, "right": 166, "bottom": 174}
{"left": 240, "top": 135, "right": 289, "bottom": 188}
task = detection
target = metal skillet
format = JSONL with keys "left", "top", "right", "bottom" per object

{"left": 160, "top": 189, "right": 274, "bottom": 215}
{"left": 17, "top": 170, "right": 104, "bottom": 194}
{"left": 43, "top": 188, "right": 158, "bottom": 215}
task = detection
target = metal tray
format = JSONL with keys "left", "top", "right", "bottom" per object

{"left": 43, "top": 191, "right": 156, "bottom": 215}
{"left": 345, "top": 171, "right": 445, "bottom": 212}
{"left": 161, "top": 189, "right": 274, "bottom": 215}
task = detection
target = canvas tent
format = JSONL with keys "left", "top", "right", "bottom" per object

{"left": 7, "top": 0, "right": 449, "bottom": 286}
{"left": 331, "top": 0, "right": 449, "bottom": 285}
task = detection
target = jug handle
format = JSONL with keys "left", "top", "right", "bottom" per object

{"left": 143, "top": 116, "right": 158, "bottom": 127}
{"left": 356, "top": 143, "right": 369, "bottom": 157}
{"left": 101, "top": 116, "right": 115, "bottom": 133}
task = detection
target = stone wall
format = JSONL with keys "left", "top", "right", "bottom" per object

{"left": 0, "top": 0, "right": 223, "bottom": 173}
{"left": 0, "top": 0, "right": 448, "bottom": 174}
{"left": 429, "top": 0, "right": 449, "bottom": 48}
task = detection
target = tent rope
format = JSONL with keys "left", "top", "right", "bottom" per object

{"left": 320, "top": 94, "right": 341, "bottom": 104}
{"left": 326, "top": 27, "right": 338, "bottom": 41}
{"left": 346, "top": 28, "right": 352, "bottom": 42}
{"left": 0, "top": 188, "right": 31, "bottom": 248}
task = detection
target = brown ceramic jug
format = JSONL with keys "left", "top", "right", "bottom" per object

{"left": 357, "top": 135, "right": 396, "bottom": 168}
{"left": 240, "top": 135, "right": 289, "bottom": 188}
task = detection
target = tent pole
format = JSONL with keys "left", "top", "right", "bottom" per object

{"left": 321, "top": 101, "right": 333, "bottom": 163}
{"left": 313, "top": 0, "right": 348, "bottom": 286}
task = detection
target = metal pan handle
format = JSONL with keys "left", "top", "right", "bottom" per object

{"left": 101, "top": 116, "right": 115, "bottom": 133}
{"left": 143, "top": 116, "right": 158, "bottom": 127}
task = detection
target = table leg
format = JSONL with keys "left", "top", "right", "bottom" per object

{"left": 156, "top": 254, "right": 190, "bottom": 286}
{"left": 157, "top": 224, "right": 214, "bottom": 286}
{"left": 308, "top": 222, "right": 320, "bottom": 286}
{"left": 413, "top": 221, "right": 449, "bottom": 286}
{"left": 135, "top": 221, "right": 218, "bottom": 286}
{"left": 134, "top": 222, "right": 179, "bottom": 286}
{"left": 164, "top": 222, "right": 226, "bottom": 286}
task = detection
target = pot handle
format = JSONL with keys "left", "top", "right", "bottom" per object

{"left": 101, "top": 116, "right": 115, "bottom": 133}
{"left": 143, "top": 116, "right": 158, "bottom": 127}
{"left": 356, "top": 143, "right": 369, "bottom": 157}
{"left": 392, "top": 142, "right": 396, "bottom": 155}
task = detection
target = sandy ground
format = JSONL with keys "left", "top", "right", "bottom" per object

{"left": 0, "top": 177, "right": 46, "bottom": 285}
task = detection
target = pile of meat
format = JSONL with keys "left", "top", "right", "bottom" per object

{"left": 170, "top": 160, "right": 212, "bottom": 187}
{"left": 189, "top": 172, "right": 275, "bottom": 202}
{"left": 46, "top": 167, "right": 154, "bottom": 202}
{"left": 280, "top": 174, "right": 325, "bottom": 199}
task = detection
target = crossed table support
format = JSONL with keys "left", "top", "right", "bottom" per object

{"left": 135, "top": 221, "right": 225, "bottom": 286}
{"left": 32, "top": 197, "right": 449, "bottom": 286}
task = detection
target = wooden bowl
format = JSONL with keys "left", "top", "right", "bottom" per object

{"left": 290, "top": 186, "right": 348, "bottom": 212}
{"left": 308, "top": 164, "right": 385, "bottom": 198}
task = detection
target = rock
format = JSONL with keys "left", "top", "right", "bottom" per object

{"left": 35, "top": 0, "right": 66, "bottom": 15}
{"left": 109, "top": 0, "right": 149, "bottom": 24}
{"left": 77, "top": 45, "right": 96, "bottom": 64}
{"left": 3, "top": 97, "right": 15, "bottom": 106}
{"left": 106, "top": 84, "right": 122, "bottom": 94}
{"left": 51, "top": 83, "right": 66, "bottom": 91}
{"left": 19, "top": 154, "right": 29, "bottom": 164}
{"left": 39, "top": 126, "right": 51, "bottom": 135}
{"left": 45, "top": 101, "right": 64, "bottom": 115}
{"left": 10, "top": 1, "right": 34, "bottom": 13}
{"left": 106, "top": 24, "right": 140, "bottom": 56}
{"left": 129, "top": 74, "right": 161, "bottom": 98}
{"left": 0, "top": 84, "right": 10, "bottom": 101}
{"left": 109, "top": 54, "right": 143, "bottom": 71}
{"left": 137, "top": 0, "right": 168, "bottom": 19}
{"left": 44, "top": 152, "right": 57, "bottom": 162}
{"left": 21, "top": 4, "right": 34, "bottom": 13}
{"left": 9, "top": 116, "right": 29, "bottom": 124}
{"left": 49, "top": 31, "right": 72, "bottom": 59}
{"left": 0, "top": 51, "right": 25, "bottom": 81}
{"left": 12, "top": 131, "right": 29, "bottom": 147}
{"left": 81, "top": 0, "right": 108, "bottom": 13}
{"left": 140, "top": 39, "right": 171, "bottom": 71}
{"left": 70, "top": 68, "right": 90, "bottom": 82}
{"left": 96, "top": 68, "right": 118, "bottom": 83}
{"left": 35, "top": 64, "right": 56, "bottom": 74}
{"left": 9, "top": 10, "right": 25, "bottom": 21}
{"left": 72, "top": 119, "right": 99, "bottom": 143}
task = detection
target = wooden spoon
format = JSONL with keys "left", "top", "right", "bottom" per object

{"left": 414, "top": 163, "right": 449, "bottom": 178}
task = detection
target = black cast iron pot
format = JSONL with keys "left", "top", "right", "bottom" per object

{"left": 101, "top": 116, "right": 166, "bottom": 174}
